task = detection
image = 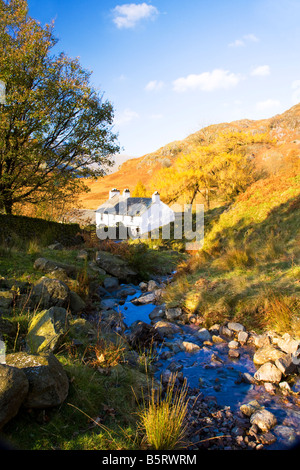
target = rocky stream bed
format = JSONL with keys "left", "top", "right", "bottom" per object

{"left": 96, "top": 274, "right": 300, "bottom": 451}
{"left": 1, "top": 249, "right": 300, "bottom": 451}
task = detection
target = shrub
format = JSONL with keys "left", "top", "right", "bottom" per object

{"left": 0, "top": 214, "right": 82, "bottom": 248}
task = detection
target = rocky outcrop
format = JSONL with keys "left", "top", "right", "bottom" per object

{"left": 26, "top": 306, "right": 69, "bottom": 354}
{"left": 5, "top": 352, "right": 69, "bottom": 409}
{"left": 95, "top": 251, "right": 137, "bottom": 282}
{"left": 0, "top": 364, "right": 29, "bottom": 429}
{"left": 0, "top": 351, "right": 69, "bottom": 429}
{"left": 34, "top": 257, "right": 78, "bottom": 279}
{"left": 29, "top": 277, "right": 70, "bottom": 310}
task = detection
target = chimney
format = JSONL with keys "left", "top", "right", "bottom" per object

{"left": 152, "top": 191, "right": 160, "bottom": 204}
{"left": 109, "top": 188, "right": 120, "bottom": 199}
{"left": 123, "top": 188, "right": 131, "bottom": 199}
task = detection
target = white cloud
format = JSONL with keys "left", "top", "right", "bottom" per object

{"left": 145, "top": 80, "right": 164, "bottom": 91}
{"left": 229, "top": 33, "right": 259, "bottom": 47}
{"left": 229, "top": 39, "right": 245, "bottom": 48}
{"left": 114, "top": 108, "right": 140, "bottom": 126}
{"left": 244, "top": 34, "right": 259, "bottom": 43}
{"left": 251, "top": 65, "right": 270, "bottom": 77}
{"left": 172, "top": 69, "right": 242, "bottom": 93}
{"left": 256, "top": 99, "right": 281, "bottom": 112}
{"left": 112, "top": 3, "right": 159, "bottom": 29}
{"left": 292, "top": 80, "right": 300, "bottom": 104}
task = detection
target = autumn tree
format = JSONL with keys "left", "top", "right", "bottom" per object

{"left": 0, "top": 0, "right": 119, "bottom": 214}
{"left": 132, "top": 180, "right": 149, "bottom": 197}
{"left": 153, "top": 131, "right": 270, "bottom": 208}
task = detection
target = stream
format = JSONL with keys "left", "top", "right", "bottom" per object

{"left": 99, "top": 277, "right": 300, "bottom": 450}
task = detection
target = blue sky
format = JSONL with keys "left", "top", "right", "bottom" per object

{"left": 27, "top": 0, "right": 300, "bottom": 158}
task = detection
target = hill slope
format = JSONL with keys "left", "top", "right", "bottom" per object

{"left": 162, "top": 165, "right": 300, "bottom": 333}
{"left": 78, "top": 103, "right": 300, "bottom": 209}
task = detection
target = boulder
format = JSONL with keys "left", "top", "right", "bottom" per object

{"left": 88, "top": 261, "right": 106, "bottom": 276}
{"left": 30, "top": 277, "right": 70, "bottom": 310}
{"left": 275, "top": 354, "right": 297, "bottom": 376}
{"left": 227, "top": 322, "right": 245, "bottom": 333}
{"left": 115, "top": 287, "right": 137, "bottom": 299}
{"left": 26, "top": 307, "right": 69, "bottom": 353}
{"left": 6, "top": 352, "right": 69, "bottom": 409}
{"left": 0, "top": 364, "right": 29, "bottom": 429}
{"left": 195, "top": 328, "right": 212, "bottom": 343}
{"left": 253, "top": 345, "right": 285, "bottom": 365}
{"left": 154, "top": 289, "right": 164, "bottom": 303}
{"left": 238, "top": 331, "right": 249, "bottom": 345}
{"left": 139, "top": 282, "right": 148, "bottom": 292}
{"left": 34, "top": 257, "right": 77, "bottom": 279}
{"left": 127, "top": 321, "right": 161, "bottom": 350}
{"left": 147, "top": 280, "right": 159, "bottom": 291}
{"left": 153, "top": 320, "right": 182, "bottom": 338}
{"left": 250, "top": 409, "right": 277, "bottom": 432}
{"left": 180, "top": 341, "right": 201, "bottom": 353}
{"left": 149, "top": 305, "right": 165, "bottom": 320}
{"left": 219, "top": 325, "right": 234, "bottom": 338}
{"left": 273, "top": 425, "right": 298, "bottom": 446}
{"left": 131, "top": 292, "right": 156, "bottom": 305}
{"left": 254, "top": 362, "right": 282, "bottom": 383}
{"left": 240, "top": 400, "right": 263, "bottom": 417}
{"left": 277, "top": 333, "right": 299, "bottom": 355}
{"left": 48, "top": 268, "right": 69, "bottom": 282}
{"left": 103, "top": 277, "right": 119, "bottom": 291}
{"left": 228, "top": 349, "right": 240, "bottom": 359}
{"left": 95, "top": 251, "right": 137, "bottom": 282}
{"left": 165, "top": 307, "right": 182, "bottom": 321}
{"left": 252, "top": 333, "right": 271, "bottom": 348}
{"left": 212, "top": 335, "right": 226, "bottom": 344}
{"left": 68, "top": 291, "right": 86, "bottom": 314}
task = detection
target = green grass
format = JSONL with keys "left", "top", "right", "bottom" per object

{"left": 162, "top": 170, "right": 300, "bottom": 334}
{"left": 3, "top": 354, "right": 145, "bottom": 450}
{"left": 0, "top": 227, "right": 186, "bottom": 451}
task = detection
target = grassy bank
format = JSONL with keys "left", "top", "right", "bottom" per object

{"left": 163, "top": 169, "right": 300, "bottom": 335}
{"left": 0, "top": 216, "right": 185, "bottom": 450}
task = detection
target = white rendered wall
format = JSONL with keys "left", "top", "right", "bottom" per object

{"left": 140, "top": 201, "right": 175, "bottom": 234}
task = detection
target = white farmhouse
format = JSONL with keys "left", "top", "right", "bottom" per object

{"left": 96, "top": 188, "right": 175, "bottom": 238}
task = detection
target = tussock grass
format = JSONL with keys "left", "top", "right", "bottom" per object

{"left": 261, "top": 291, "right": 300, "bottom": 335}
{"left": 213, "top": 246, "right": 256, "bottom": 271}
{"left": 138, "top": 374, "right": 189, "bottom": 450}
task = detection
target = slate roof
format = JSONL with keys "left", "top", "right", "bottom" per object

{"left": 96, "top": 195, "right": 153, "bottom": 216}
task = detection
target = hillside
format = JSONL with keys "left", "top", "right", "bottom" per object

{"left": 162, "top": 165, "right": 300, "bottom": 334}
{"left": 78, "top": 103, "right": 300, "bottom": 209}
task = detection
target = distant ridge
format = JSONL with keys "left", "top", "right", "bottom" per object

{"left": 79, "top": 103, "right": 300, "bottom": 209}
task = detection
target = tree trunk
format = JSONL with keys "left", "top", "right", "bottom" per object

{"left": 206, "top": 188, "right": 210, "bottom": 210}
{"left": 4, "top": 198, "right": 13, "bottom": 215}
